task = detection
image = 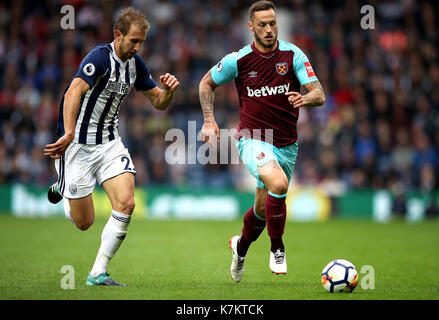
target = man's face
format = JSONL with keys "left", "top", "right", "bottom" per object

{"left": 248, "top": 9, "right": 278, "bottom": 50}
{"left": 115, "top": 24, "right": 146, "bottom": 61}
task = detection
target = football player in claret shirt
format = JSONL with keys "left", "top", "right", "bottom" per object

{"left": 44, "top": 7, "right": 179, "bottom": 286}
{"left": 199, "top": 1, "right": 325, "bottom": 282}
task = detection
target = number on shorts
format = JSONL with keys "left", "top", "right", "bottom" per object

{"left": 121, "top": 156, "right": 132, "bottom": 171}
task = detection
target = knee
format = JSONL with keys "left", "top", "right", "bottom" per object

{"left": 116, "top": 197, "right": 135, "bottom": 214}
{"left": 126, "top": 199, "right": 136, "bottom": 214}
{"left": 74, "top": 216, "right": 94, "bottom": 231}
{"left": 269, "top": 180, "right": 289, "bottom": 196}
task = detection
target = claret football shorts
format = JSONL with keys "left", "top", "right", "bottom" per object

{"left": 236, "top": 137, "right": 298, "bottom": 189}
{"left": 54, "top": 137, "right": 136, "bottom": 199}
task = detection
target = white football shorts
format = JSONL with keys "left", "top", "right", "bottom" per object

{"left": 55, "top": 137, "right": 136, "bottom": 199}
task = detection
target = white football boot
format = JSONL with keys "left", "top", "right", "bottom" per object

{"left": 270, "top": 249, "right": 287, "bottom": 275}
{"left": 229, "top": 235, "right": 246, "bottom": 282}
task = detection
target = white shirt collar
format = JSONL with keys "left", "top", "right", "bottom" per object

{"left": 110, "top": 41, "right": 127, "bottom": 65}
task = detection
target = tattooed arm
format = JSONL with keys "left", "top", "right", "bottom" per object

{"left": 199, "top": 70, "right": 220, "bottom": 144}
{"left": 285, "top": 80, "right": 325, "bottom": 108}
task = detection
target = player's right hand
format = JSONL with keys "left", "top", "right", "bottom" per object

{"left": 285, "top": 91, "right": 305, "bottom": 108}
{"left": 43, "top": 134, "right": 74, "bottom": 159}
{"left": 200, "top": 121, "right": 220, "bottom": 146}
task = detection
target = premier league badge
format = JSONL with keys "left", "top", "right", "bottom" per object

{"left": 275, "top": 62, "right": 288, "bottom": 75}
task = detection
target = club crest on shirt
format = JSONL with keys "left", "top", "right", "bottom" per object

{"left": 129, "top": 67, "right": 136, "bottom": 80}
{"left": 275, "top": 62, "right": 288, "bottom": 75}
{"left": 256, "top": 152, "right": 265, "bottom": 160}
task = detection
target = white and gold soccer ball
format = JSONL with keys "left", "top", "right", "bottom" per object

{"left": 321, "top": 259, "right": 359, "bottom": 293}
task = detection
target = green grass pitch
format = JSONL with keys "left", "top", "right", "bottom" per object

{"left": 0, "top": 215, "right": 438, "bottom": 300}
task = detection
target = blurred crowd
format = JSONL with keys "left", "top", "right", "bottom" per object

{"left": 0, "top": 0, "right": 437, "bottom": 197}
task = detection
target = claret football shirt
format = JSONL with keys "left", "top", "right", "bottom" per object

{"left": 211, "top": 40, "right": 318, "bottom": 148}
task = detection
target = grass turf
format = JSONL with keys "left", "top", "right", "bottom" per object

{"left": 0, "top": 216, "right": 438, "bottom": 300}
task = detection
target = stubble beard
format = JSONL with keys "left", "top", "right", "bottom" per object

{"left": 254, "top": 32, "right": 277, "bottom": 51}
{"left": 118, "top": 41, "right": 132, "bottom": 61}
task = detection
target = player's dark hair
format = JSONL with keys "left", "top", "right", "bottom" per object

{"left": 114, "top": 7, "right": 150, "bottom": 35}
{"left": 249, "top": 1, "right": 276, "bottom": 21}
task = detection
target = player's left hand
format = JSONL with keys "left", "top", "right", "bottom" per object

{"left": 160, "top": 73, "right": 179, "bottom": 92}
{"left": 285, "top": 91, "right": 307, "bottom": 108}
{"left": 43, "top": 134, "right": 74, "bottom": 159}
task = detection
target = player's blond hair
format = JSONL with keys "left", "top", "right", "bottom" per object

{"left": 249, "top": 1, "right": 276, "bottom": 21}
{"left": 113, "top": 7, "right": 150, "bottom": 35}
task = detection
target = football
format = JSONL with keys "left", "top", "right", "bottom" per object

{"left": 321, "top": 259, "right": 359, "bottom": 293}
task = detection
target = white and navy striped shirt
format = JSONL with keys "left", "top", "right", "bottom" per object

{"left": 56, "top": 42, "right": 156, "bottom": 144}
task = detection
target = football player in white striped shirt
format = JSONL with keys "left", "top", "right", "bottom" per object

{"left": 44, "top": 7, "right": 179, "bottom": 286}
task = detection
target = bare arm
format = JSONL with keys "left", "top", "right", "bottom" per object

{"left": 199, "top": 70, "right": 220, "bottom": 144}
{"left": 302, "top": 80, "right": 325, "bottom": 107}
{"left": 142, "top": 73, "right": 179, "bottom": 110}
{"left": 63, "top": 78, "right": 90, "bottom": 139}
{"left": 199, "top": 70, "right": 219, "bottom": 123}
{"left": 43, "top": 77, "right": 90, "bottom": 159}
{"left": 285, "top": 80, "right": 325, "bottom": 108}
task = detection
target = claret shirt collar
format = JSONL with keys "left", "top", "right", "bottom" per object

{"left": 251, "top": 40, "right": 279, "bottom": 58}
